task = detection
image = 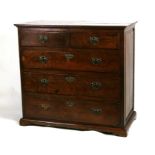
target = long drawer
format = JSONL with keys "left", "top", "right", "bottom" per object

{"left": 21, "top": 48, "right": 120, "bottom": 72}
{"left": 22, "top": 71, "right": 121, "bottom": 99}
{"left": 23, "top": 93, "right": 121, "bottom": 126}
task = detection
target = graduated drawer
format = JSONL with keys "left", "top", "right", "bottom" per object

{"left": 23, "top": 93, "right": 121, "bottom": 126}
{"left": 20, "top": 28, "right": 69, "bottom": 47}
{"left": 22, "top": 71, "right": 120, "bottom": 99}
{"left": 70, "top": 30, "right": 120, "bottom": 49}
{"left": 21, "top": 48, "right": 120, "bottom": 72}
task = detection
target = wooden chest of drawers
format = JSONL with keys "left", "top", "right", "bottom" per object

{"left": 15, "top": 21, "right": 136, "bottom": 137}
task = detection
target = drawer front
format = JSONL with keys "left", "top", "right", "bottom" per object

{"left": 22, "top": 71, "right": 120, "bottom": 99}
{"left": 70, "top": 30, "right": 120, "bottom": 49}
{"left": 20, "top": 29, "right": 69, "bottom": 47}
{"left": 21, "top": 48, "right": 120, "bottom": 72}
{"left": 23, "top": 93, "right": 121, "bottom": 126}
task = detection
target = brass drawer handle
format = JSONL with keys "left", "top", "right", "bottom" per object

{"left": 90, "top": 81, "right": 102, "bottom": 90}
{"left": 40, "top": 104, "right": 50, "bottom": 110}
{"left": 39, "top": 56, "right": 48, "bottom": 63}
{"left": 91, "top": 108, "right": 102, "bottom": 115}
{"left": 89, "top": 36, "right": 99, "bottom": 45}
{"left": 38, "top": 35, "right": 48, "bottom": 43}
{"left": 40, "top": 79, "right": 48, "bottom": 85}
{"left": 64, "top": 53, "right": 74, "bottom": 61}
{"left": 65, "top": 76, "right": 76, "bottom": 83}
{"left": 65, "top": 101, "right": 75, "bottom": 107}
{"left": 91, "top": 57, "right": 102, "bottom": 64}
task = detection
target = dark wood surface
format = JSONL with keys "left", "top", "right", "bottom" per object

{"left": 70, "top": 30, "right": 120, "bottom": 49}
{"left": 23, "top": 93, "right": 120, "bottom": 126}
{"left": 20, "top": 28, "right": 69, "bottom": 47}
{"left": 22, "top": 71, "right": 121, "bottom": 99}
{"left": 15, "top": 21, "right": 136, "bottom": 137}
{"left": 21, "top": 48, "right": 120, "bottom": 73}
{"left": 20, "top": 111, "right": 136, "bottom": 137}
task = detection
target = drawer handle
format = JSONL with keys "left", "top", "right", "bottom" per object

{"left": 91, "top": 57, "right": 102, "bottom": 64}
{"left": 40, "top": 104, "right": 50, "bottom": 110}
{"left": 66, "top": 101, "right": 75, "bottom": 107}
{"left": 40, "top": 79, "right": 48, "bottom": 85}
{"left": 38, "top": 35, "right": 48, "bottom": 43}
{"left": 90, "top": 81, "right": 102, "bottom": 90}
{"left": 91, "top": 108, "right": 102, "bottom": 115}
{"left": 39, "top": 56, "right": 48, "bottom": 63}
{"left": 64, "top": 53, "right": 74, "bottom": 61}
{"left": 89, "top": 36, "right": 99, "bottom": 45}
{"left": 65, "top": 76, "right": 76, "bottom": 83}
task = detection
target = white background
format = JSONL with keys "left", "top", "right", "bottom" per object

{"left": 0, "top": 0, "right": 155, "bottom": 154}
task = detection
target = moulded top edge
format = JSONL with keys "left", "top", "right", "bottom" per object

{"left": 14, "top": 20, "right": 137, "bottom": 27}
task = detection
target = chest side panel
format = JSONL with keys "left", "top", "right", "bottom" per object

{"left": 124, "top": 28, "right": 134, "bottom": 120}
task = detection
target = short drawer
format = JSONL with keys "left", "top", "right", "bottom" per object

{"left": 70, "top": 30, "right": 120, "bottom": 49}
{"left": 20, "top": 28, "right": 69, "bottom": 47}
{"left": 22, "top": 71, "right": 121, "bottom": 100}
{"left": 23, "top": 93, "right": 121, "bottom": 126}
{"left": 21, "top": 48, "right": 120, "bottom": 73}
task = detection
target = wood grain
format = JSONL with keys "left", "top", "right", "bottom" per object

{"left": 15, "top": 21, "right": 136, "bottom": 137}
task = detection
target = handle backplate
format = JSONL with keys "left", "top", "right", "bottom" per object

{"left": 65, "top": 76, "right": 76, "bottom": 83}
{"left": 64, "top": 53, "right": 74, "bottom": 61}
{"left": 40, "top": 103, "right": 50, "bottom": 110}
{"left": 91, "top": 57, "right": 102, "bottom": 64}
{"left": 40, "top": 79, "right": 48, "bottom": 85}
{"left": 91, "top": 108, "right": 102, "bottom": 115}
{"left": 90, "top": 81, "right": 102, "bottom": 90}
{"left": 89, "top": 36, "right": 99, "bottom": 45}
{"left": 65, "top": 101, "right": 75, "bottom": 107}
{"left": 39, "top": 56, "right": 48, "bottom": 63}
{"left": 39, "top": 35, "right": 48, "bottom": 43}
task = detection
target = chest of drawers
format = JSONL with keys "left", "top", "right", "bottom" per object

{"left": 15, "top": 21, "right": 136, "bottom": 137}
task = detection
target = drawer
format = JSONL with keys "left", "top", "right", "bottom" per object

{"left": 23, "top": 93, "right": 121, "bottom": 126}
{"left": 20, "top": 28, "right": 69, "bottom": 47}
{"left": 22, "top": 71, "right": 120, "bottom": 99}
{"left": 21, "top": 48, "right": 120, "bottom": 72}
{"left": 70, "top": 30, "right": 120, "bottom": 49}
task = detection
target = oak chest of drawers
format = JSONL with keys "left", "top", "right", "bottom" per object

{"left": 15, "top": 21, "right": 136, "bottom": 137}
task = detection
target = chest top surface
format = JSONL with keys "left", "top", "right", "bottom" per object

{"left": 14, "top": 20, "right": 137, "bottom": 28}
